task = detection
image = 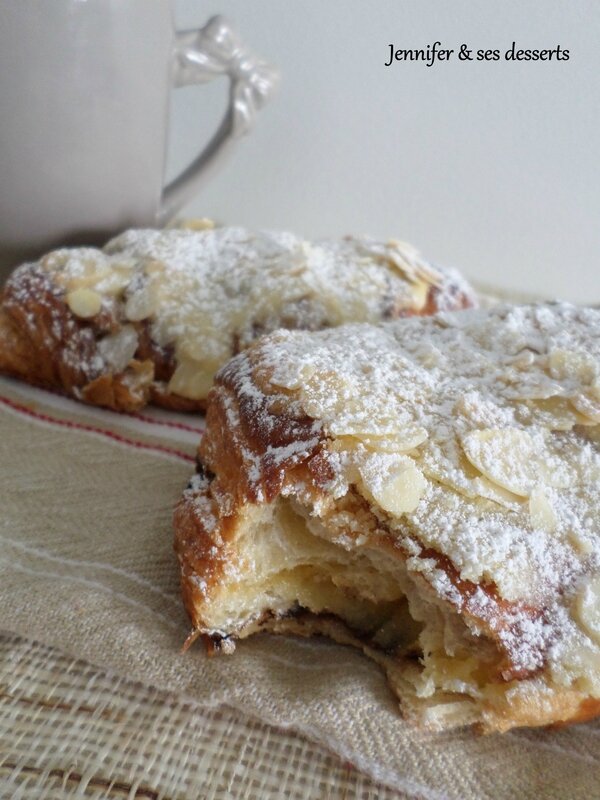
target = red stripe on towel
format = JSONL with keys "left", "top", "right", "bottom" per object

{"left": 0, "top": 395, "right": 195, "bottom": 464}
{"left": 129, "top": 411, "right": 205, "bottom": 435}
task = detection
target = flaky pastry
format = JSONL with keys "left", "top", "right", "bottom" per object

{"left": 0, "top": 224, "right": 474, "bottom": 411}
{"left": 174, "top": 304, "right": 600, "bottom": 732}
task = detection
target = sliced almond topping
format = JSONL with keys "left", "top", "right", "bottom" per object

{"left": 461, "top": 428, "right": 540, "bottom": 497}
{"left": 473, "top": 476, "right": 523, "bottom": 509}
{"left": 320, "top": 292, "right": 345, "bottom": 325}
{"left": 125, "top": 286, "right": 157, "bottom": 322}
{"left": 354, "top": 239, "right": 442, "bottom": 287}
{"left": 93, "top": 270, "right": 129, "bottom": 297}
{"left": 574, "top": 576, "right": 600, "bottom": 645}
{"left": 331, "top": 427, "right": 428, "bottom": 456}
{"left": 570, "top": 393, "right": 600, "bottom": 424}
{"left": 168, "top": 358, "right": 215, "bottom": 400}
{"left": 504, "top": 378, "right": 565, "bottom": 401}
{"left": 360, "top": 460, "right": 427, "bottom": 516}
{"left": 97, "top": 325, "right": 139, "bottom": 373}
{"left": 66, "top": 287, "right": 102, "bottom": 318}
{"left": 179, "top": 331, "right": 231, "bottom": 366}
{"left": 418, "top": 447, "right": 480, "bottom": 500}
{"left": 178, "top": 217, "right": 216, "bottom": 231}
{"left": 529, "top": 488, "right": 557, "bottom": 532}
{"left": 508, "top": 350, "right": 536, "bottom": 370}
{"left": 302, "top": 372, "right": 356, "bottom": 418}
{"left": 328, "top": 412, "right": 410, "bottom": 438}
{"left": 454, "top": 392, "right": 507, "bottom": 428}
{"left": 143, "top": 259, "right": 166, "bottom": 278}
{"left": 410, "top": 280, "right": 429, "bottom": 311}
{"left": 526, "top": 396, "right": 586, "bottom": 431}
{"left": 385, "top": 239, "right": 443, "bottom": 286}
{"left": 64, "top": 264, "right": 111, "bottom": 291}
{"left": 269, "top": 362, "right": 316, "bottom": 392}
{"left": 41, "top": 251, "right": 70, "bottom": 272}
{"left": 568, "top": 529, "right": 594, "bottom": 556}
{"left": 355, "top": 427, "right": 428, "bottom": 454}
{"left": 111, "top": 258, "right": 137, "bottom": 272}
{"left": 549, "top": 348, "right": 597, "bottom": 385}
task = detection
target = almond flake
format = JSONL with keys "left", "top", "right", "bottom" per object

{"left": 570, "top": 393, "right": 600, "bottom": 424}
{"left": 94, "top": 271, "right": 129, "bottom": 297}
{"left": 461, "top": 428, "right": 540, "bottom": 497}
{"left": 356, "top": 427, "right": 428, "bottom": 454}
{"left": 97, "top": 325, "right": 139, "bottom": 373}
{"left": 66, "top": 288, "right": 102, "bottom": 319}
{"left": 360, "top": 460, "right": 427, "bottom": 516}
{"left": 549, "top": 349, "right": 597, "bottom": 385}
{"left": 574, "top": 577, "right": 600, "bottom": 645}
{"left": 125, "top": 285, "right": 157, "bottom": 322}
{"left": 529, "top": 488, "right": 557, "bottom": 532}
{"left": 168, "top": 359, "right": 215, "bottom": 400}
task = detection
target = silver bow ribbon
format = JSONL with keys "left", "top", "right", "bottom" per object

{"left": 174, "top": 16, "right": 280, "bottom": 137}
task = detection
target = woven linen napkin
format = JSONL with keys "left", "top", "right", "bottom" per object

{"left": 0, "top": 634, "right": 406, "bottom": 799}
{"left": 1, "top": 374, "right": 599, "bottom": 800}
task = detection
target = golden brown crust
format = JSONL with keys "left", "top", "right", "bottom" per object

{"left": 148, "top": 383, "right": 206, "bottom": 413}
{"left": 0, "top": 305, "right": 37, "bottom": 382}
{"left": 0, "top": 269, "right": 203, "bottom": 412}
{"left": 0, "top": 281, "right": 150, "bottom": 412}
{"left": 1, "top": 272, "right": 94, "bottom": 391}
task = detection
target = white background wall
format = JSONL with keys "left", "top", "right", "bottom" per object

{"left": 170, "top": 1, "right": 599, "bottom": 302}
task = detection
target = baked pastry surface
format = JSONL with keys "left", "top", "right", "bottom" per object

{"left": 174, "top": 304, "right": 600, "bottom": 732}
{"left": 0, "top": 224, "right": 475, "bottom": 411}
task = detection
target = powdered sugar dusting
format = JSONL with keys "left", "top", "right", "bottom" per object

{"left": 105, "top": 227, "right": 474, "bottom": 400}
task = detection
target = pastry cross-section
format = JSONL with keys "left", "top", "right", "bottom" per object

{"left": 0, "top": 225, "right": 474, "bottom": 411}
{"left": 174, "top": 304, "right": 600, "bottom": 732}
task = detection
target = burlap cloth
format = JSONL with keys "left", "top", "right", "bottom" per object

{"left": 1, "top": 374, "right": 599, "bottom": 799}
